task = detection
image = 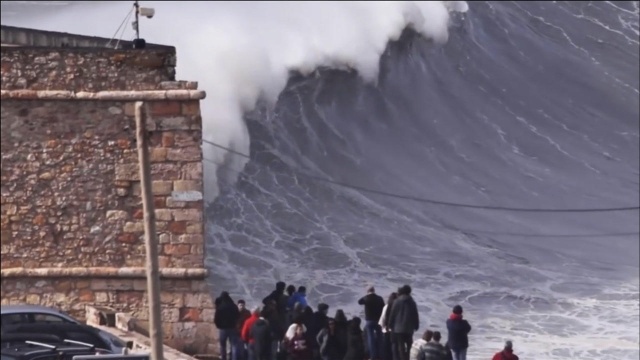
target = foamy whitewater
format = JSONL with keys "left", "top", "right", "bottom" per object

{"left": 2, "top": 1, "right": 639, "bottom": 359}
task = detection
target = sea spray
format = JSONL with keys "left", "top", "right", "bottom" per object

{"left": 2, "top": 0, "right": 468, "bottom": 199}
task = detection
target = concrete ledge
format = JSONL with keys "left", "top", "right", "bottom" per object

{"left": 92, "top": 324, "right": 201, "bottom": 360}
{"left": 0, "top": 267, "right": 208, "bottom": 279}
{"left": 85, "top": 306, "right": 205, "bottom": 360}
{"left": 0, "top": 90, "right": 206, "bottom": 101}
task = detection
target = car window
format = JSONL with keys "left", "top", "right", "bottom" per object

{"left": 32, "top": 313, "right": 69, "bottom": 323}
{"left": 1, "top": 314, "right": 25, "bottom": 326}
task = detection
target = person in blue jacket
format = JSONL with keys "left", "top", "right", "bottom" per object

{"left": 287, "top": 286, "right": 309, "bottom": 309}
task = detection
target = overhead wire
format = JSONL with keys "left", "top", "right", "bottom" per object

{"left": 201, "top": 155, "right": 639, "bottom": 239}
{"left": 49, "top": 127, "right": 636, "bottom": 237}
{"left": 114, "top": 7, "right": 134, "bottom": 49}
{"left": 106, "top": 5, "right": 134, "bottom": 49}
{"left": 36, "top": 129, "right": 636, "bottom": 237}
{"left": 202, "top": 138, "right": 640, "bottom": 213}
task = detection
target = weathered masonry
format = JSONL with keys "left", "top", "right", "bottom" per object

{"left": 1, "top": 26, "right": 216, "bottom": 355}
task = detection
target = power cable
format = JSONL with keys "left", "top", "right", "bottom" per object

{"left": 114, "top": 8, "right": 134, "bottom": 50}
{"left": 18, "top": 131, "right": 640, "bottom": 238}
{"left": 202, "top": 156, "right": 639, "bottom": 238}
{"left": 106, "top": 5, "right": 134, "bottom": 49}
{"left": 452, "top": 228, "right": 638, "bottom": 238}
{"left": 202, "top": 138, "right": 640, "bottom": 213}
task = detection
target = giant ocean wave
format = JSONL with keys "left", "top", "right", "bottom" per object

{"left": 3, "top": 1, "right": 639, "bottom": 359}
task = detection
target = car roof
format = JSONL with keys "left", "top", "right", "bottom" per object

{"left": 0, "top": 305, "right": 75, "bottom": 319}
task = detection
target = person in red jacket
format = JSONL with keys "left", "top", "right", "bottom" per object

{"left": 492, "top": 341, "right": 519, "bottom": 360}
{"left": 241, "top": 306, "right": 262, "bottom": 359}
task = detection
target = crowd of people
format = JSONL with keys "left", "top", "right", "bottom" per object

{"left": 214, "top": 282, "right": 520, "bottom": 360}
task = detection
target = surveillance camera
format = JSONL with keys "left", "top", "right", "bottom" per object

{"left": 138, "top": 7, "right": 155, "bottom": 19}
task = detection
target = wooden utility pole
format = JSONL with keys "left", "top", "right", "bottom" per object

{"left": 135, "top": 101, "right": 165, "bottom": 360}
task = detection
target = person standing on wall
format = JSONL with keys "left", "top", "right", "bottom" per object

{"left": 358, "top": 285, "right": 386, "bottom": 360}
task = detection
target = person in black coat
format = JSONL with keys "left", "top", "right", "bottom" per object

{"left": 302, "top": 306, "right": 315, "bottom": 335}
{"left": 358, "top": 286, "right": 385, "bottom": 360}
{"left": 443, "top": 342, "right": 454, "bottom": 360}
{"left": 316, "top": 318, "right": 342, "bottom": 360}
{"left": 250, "top": 309, "right": 273, "bottom": 360}
{"left": 286, "top": 285, "right": 297, "bottom": 308}
{"left": 445, "top": 305, "right": 471, "bottom": 360}
{"left": 215, "top": 291, "right": 241, "bottom": 360}
{"left": 308, "top": 303, "right": 330, "bottom": 359}
{"left": 388, "top": 285, "right": 419, "bottom": 360}
{"left": 343, "top": 317, "right": 365, "bottom": 360}
{"left": 263, "top": 281, "right": 289, "bottom": 330}
{"left": 263, "top": 300, "right": 285, "bottom": 359}
{"left": 216, "top": 290, "right": 235, "bottom": 307}
{"left": 333, "top": 310, "right": 349, "bottom": 360}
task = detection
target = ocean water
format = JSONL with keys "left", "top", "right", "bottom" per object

{"left": 2, "top": 1, "right": 639, "bottom": 359}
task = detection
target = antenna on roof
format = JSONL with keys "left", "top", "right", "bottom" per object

{"left": 132, "top": 1, "right": 155, "bottom": 49}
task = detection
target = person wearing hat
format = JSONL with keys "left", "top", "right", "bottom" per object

{"left": 491, "top": 341, "right": 519, "bottom": 360}
{"left": 445, "top": 305, "right": 471, "bottom": 360}
{"left": 358, "top": 285, "right": 385, "bottom": 360}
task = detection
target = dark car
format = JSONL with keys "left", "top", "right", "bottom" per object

{"left": 1, "top": 305, "right": 125, "bottom": 354}
{"left": 1, "top": 323, "right": 113, "bottom": 352}
{"left": 0, "top": 339, "right": 149, "bottom": 360}
{"left": 0, "top": 340, "right": 108, "bottom": 360}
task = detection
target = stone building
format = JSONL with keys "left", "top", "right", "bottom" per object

{"left": 0, "top": 25, "right": 216, "bottom": 355}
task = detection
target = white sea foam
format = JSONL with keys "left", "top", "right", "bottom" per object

{"left": 1, "top": 0, "right": 468, "bottom": 199}
{"left": 206, "top": 207, "right": 640, "bottom": 360}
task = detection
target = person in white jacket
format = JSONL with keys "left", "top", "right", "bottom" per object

{"left": 378, "top": 292, "right": 398, "bottom": 360}
{"left": 285, "top": 321, "right": 307, "bottom": 341}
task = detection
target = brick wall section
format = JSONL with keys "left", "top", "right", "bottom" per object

{"left": 1, "top": 47, "right": 176, "bottom": 91}
{"left": 0, "top": 99, "right": 203, "bottom": 268}
{"left": 0, "top": 96, "right": 215, "bottom": 355}
{"left": 0, "top": 277, "right": 215, "bottom": 354}
{"left": 1, "top": 44, "right": 217, "bottom": 356}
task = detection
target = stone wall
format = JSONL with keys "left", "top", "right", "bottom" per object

{"left": 1, "top": 99, "right": 203, "bottom": 268}
{"left": 1, "top": 47, "right": 176, "bottom": 91}
{"left": 1, "top": 43, "right": 216, "bottom": 356}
